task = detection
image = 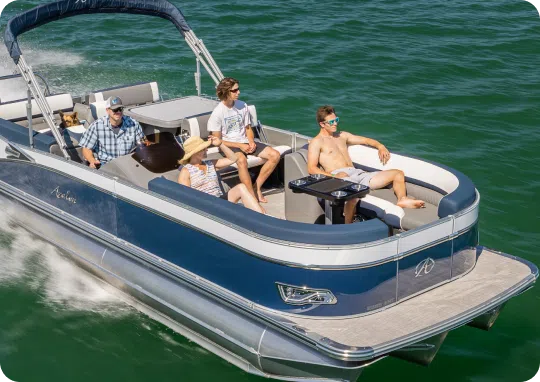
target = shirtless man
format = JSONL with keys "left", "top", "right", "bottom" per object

{"left": 307, "top": 105, "right": 425, "bottom": 224}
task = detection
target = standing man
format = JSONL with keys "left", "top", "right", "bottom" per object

{"left": 79, "top": 96, "right": 146, "bottom": 168}
{"left": 207, "top": 77, "right": 280, "bottom": 203}
{"left": 308, "top": 105, "right": 425, "bottom": 224}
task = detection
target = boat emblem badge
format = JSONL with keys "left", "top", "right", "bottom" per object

{"left": 415, "top": 257, "right": 435, "bottom": 278}
{"left": 51, "top": 186, "right": 77, "bottom": 204}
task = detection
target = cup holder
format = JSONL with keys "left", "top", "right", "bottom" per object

{"left": 331, "top": 191, "right": 348, "bottom": 198}
{"left": 349, "top": 184, "right": 366, "bottom": 192}
{"left": 309, "top": 174, "right": 326, "bottom": 181}
{"left": 291, "top": 179, "right": 307, "bottom": 186}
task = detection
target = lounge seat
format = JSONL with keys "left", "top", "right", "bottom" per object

{"left": 284, "top": 149, "right": 442, "bottom": 230}
{"left": 84, "top": 82, "right": 160, "bottom": 124}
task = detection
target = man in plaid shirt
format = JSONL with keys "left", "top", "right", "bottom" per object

{"left": 79, "top": 96, "right": 146, "bottom": 168}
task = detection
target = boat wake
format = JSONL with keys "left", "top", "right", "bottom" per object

{"left": 0, "top": 203, "right": 132, "bottom": 318}
{"left": 0, "top": 41, "right": 86, "bottom": 102}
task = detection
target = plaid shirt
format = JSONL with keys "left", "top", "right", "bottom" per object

{"left": 79, "top": 115, "right": 144, "bottom": 164}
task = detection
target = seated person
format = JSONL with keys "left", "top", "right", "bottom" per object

{"left": 178, "top": 136, "right": 265, "bottom": 214}
{"left": 79, "top": 96, "right": 147, "bottom": 168}
{"left": 308, "top": 105, "right": 425, "bottom": 224}
{"left": 207, "top": 77, "right": 280, "bottom": 203}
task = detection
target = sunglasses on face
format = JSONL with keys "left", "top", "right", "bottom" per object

{"left": 324, "top": 117, "right": 339, "bottom": 126}
{"left": 111, "top": 107, "right": 124, "bottom": 113}
{"left": 230, "top": 88, "right": 240, "bottom": 94}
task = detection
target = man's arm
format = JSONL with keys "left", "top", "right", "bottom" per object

{"left": 78, "top": 123, "right": 100, "bottom": 168}
{"left": 245, "top": 124, "right": 256, "bottom": 152}
{"left": 210, "top": 131, "right": 251, "bottom": 150}
{"left": 342, "top": 131, "right": 390, "bottom": 165}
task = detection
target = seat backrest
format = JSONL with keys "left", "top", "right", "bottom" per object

{"left": 86, "top": 82, "right": 160, "bottom": 106}
{"left": 179, "top": 112, "right": 212, "bottom": 139}
{"left": 0, "top": 94, "right": 74, "bottom": 122}
{"left": 284, "top": 149, "right": 324, "bottom": 223}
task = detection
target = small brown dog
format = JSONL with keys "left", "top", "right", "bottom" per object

{"left": 59, "top": 111, "right": 80, "bottom": 128}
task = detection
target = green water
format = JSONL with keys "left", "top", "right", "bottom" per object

{"left": 0, "top": 0, "right": 539, "bottom": 381}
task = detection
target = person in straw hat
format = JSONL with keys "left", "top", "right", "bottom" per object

{"left": 178, "top": 135, "right": 265, "bottom": 214}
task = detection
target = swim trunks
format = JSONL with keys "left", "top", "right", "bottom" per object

{"left": 331, "top": 167, "right": 379, "bottom": 187}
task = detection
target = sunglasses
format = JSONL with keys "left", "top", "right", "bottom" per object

{"left": 324, "top": 117, "right": 339, "bottom": 126}
{"left": 230, "top": 88, "right": 240, "bottom": 94}
{"left": 111, "top": 107, "right": 124, "bottom": 113}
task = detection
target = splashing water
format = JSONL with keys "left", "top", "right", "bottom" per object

{"left": 0, "top": 40, "right": 87, "bottom": 102}
{"left": 0, "top": 202, "right": 132, "bottom": 317}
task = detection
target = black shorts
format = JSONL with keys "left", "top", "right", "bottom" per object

{"left": 226, "top": 141, "right": 268, "bottom": 156}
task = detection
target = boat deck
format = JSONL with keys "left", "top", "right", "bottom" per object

{"left": 262, "top": 191, "right": 286, "bottom": 219}
{"left": 263, "top": 248, "right": 536, "bottom": 358}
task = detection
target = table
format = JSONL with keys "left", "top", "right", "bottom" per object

{"left": 124, "top": 96, "right": 218, "bottom": 131}
{"left": 288, "top": 174, "right": 369, "bottom": 224}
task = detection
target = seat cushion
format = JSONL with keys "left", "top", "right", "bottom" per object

{"left": 368, "top": 188, "right": 439, "bottom": 230}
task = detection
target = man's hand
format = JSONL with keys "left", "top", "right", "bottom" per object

{"left": 88, "top": 159, "right": 101, "bottom": 169}
{"left": 247, "top": 140, "right": 257, "bottom": 154}
{"left": 378, "top": 145, "right": 390, "bottom": 165}
{"left": 239, "top": 143, "right": 254, "bottom": 154}
{"left": 334, "top": 172, "right": 348, "bottom": 178}
{"left": 209, "top": 136, "right": 222, "bottom": 147}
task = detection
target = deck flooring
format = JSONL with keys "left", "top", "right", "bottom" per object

{"left": 268, "top": 249, "right": 534, "bottom": 349}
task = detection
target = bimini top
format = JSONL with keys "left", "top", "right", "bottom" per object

{"left": 4, "top": 0, "right": 191, "bottom": 63}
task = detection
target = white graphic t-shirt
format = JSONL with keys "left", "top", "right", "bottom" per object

{"left": 207, "top": 100, "right": 251, "bottom": 143}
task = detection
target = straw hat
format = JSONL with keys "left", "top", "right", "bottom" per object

{"left": 179, "top": 136, "right": 212, "bottom": 165}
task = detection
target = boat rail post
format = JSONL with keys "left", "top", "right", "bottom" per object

{"left": 16, "top": 55, "right": 70, "bottom": 159}
{"left": 195, "top": 58, "right": 201, "bottom": 96}
{"left": 26, "top": 88, "right": 34, "bottom": 148}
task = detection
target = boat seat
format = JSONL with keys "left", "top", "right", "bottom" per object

{"left": 0, "top": 93, "right": 74, "bottom": 123}
{"left": 178, "top": 104, "right": 292, "bottom": 176}
{"left": 284, "top": 149, "right": 442, "bottom": 230}
{"left": 86, "top": 82, "right": 160, "bottom": 107}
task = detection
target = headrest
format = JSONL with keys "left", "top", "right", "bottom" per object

{"left": 87, "top": 82, "right": 159, "bottom": 107}
{"left": 90, "top": 101, "right": 108, "bottom": 120}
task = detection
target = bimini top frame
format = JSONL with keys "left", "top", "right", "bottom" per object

{"left": 3, "top": 0, "right": 225, "bottom": 158}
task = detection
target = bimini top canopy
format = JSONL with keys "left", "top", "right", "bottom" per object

{"left": 4, "top": 0, "right": 191, "bottom": 63}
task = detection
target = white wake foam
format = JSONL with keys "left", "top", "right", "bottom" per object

{"left": 0, "top": 41, "right": 86, "bottom": 102}
{"left": 0, "top": 204, "right": 132, "bottom": 317}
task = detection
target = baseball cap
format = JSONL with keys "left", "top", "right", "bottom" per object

{"left": 106, "top": 96, "right": 124, "bottom": 110}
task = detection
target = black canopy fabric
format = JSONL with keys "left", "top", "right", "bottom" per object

{"left": 4, "top": 0, "right": 191, "bottom": 63}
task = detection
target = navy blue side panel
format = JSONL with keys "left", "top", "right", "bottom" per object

{"left": 5, "top": 0, "right": 191, "bottom": 63}
{"left": 0, "top": 161, "right": 117, "bottom": 234}
{"left": 451, "top": 223, "right": 479, "bottom": 279}
{"left": 0, "top": 118, "right": 56, "bottom": 152}
{"left": 397, "top": 240, "right": 452, "bottom": 300}
{"left": 148, "top": 177, "right": 389, "bottom": 245}
{"left": 115, "top": 197, "right": 396, "bottom": 317}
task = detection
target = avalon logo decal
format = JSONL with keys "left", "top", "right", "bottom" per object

{"left": 415, "top": 257, "right": 435, "bottom": 278}
{"left": 51, "top": 186, "right": 77, "bottom": 204}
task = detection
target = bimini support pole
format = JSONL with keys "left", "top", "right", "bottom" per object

{"left": 17, "top": 55, "right": 69, "bottom": 159}
{"left": 26, "top": 88, "right": 34, "bottom": 148}
{"left": 184, "top": 30, "right": 224, "bottom": 85}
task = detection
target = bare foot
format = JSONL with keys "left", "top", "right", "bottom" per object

{"left": 397, "top": 196, "right": 425, "bottom": 209}
{"left": 257, "top": 188, "right": 268, "bottom": 203}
